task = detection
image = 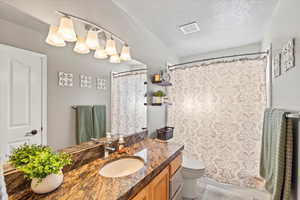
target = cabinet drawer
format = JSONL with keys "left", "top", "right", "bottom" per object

{"left": 170, "top": 167, "right": 183, "bottom": 199}
{"left": 169, "top": 153, "right": 182, "bottom": 177}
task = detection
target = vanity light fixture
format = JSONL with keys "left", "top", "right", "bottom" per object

{"left": 86, "top": 29, "right": 99, "bottom": 50}
{"left": 120, "top": 44, "right": 131, "bottom": 61}
{"left": 105, "top": 37, "right": 117, "bottom": 56}
{"left": 45, "top": 25, "right": 66, "bottom": 47}
{"left": 110, "top": 54, "right": 121, "bottom": 63}
{"left": 57, "top": 16, "right": 77, "bottom": 42}
{"left": 73, "top": 37, "right": 90, "bottom": 54}
{"left": 94, "top": 46, "right": 108, "bottom": 59}
{"left": 46, "top": 11, "right": 131, "bottom": 64}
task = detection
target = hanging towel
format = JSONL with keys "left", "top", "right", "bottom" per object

{"left": 260, "top": 108, "right": 293, "bottom": 200}
{"left": 76, "top": 106, "right": 94, "bottom": 144}
{"left": 92, "top": 105, "right": 106, "bottom": 139}
{"left": 0, "top": 158, "right": 8, "bottom": 200}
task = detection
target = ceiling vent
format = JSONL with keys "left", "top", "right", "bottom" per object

{"left": 179, "top": 22, "right": 200, "bottom": 35}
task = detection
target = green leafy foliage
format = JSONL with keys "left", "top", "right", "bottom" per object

{"left": 9, "top": 144, "right": 72, "bottom": 181}
{"left": 152, "top": 90, "right": 166, "bottom": 97}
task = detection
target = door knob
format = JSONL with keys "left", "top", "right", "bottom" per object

{"left": 25, "top": 129, "right": 38, "bottom": 136}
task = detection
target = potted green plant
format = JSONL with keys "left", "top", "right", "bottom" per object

{"left": 9, "top": 144, "right": 72, "bottom": 194}
{"left": 152, "top": 90, "right": 166, "bottom": 104}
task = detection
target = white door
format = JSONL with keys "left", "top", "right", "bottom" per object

{"left": 0, "top": 44, "right": 47, "bottom": 161}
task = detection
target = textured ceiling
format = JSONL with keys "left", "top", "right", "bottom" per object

{"left": 112, "top": 0, "right": 278, "bottom": 58}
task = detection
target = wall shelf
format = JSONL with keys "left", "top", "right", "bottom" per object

{"left": 144, "top": 103, "right": 162, "bottom": 106}
{"left": 144, "top": 102, "right": 172, "bottom": 106}
{"left": 151, "top": 80, "right": 172, "bottom": 87}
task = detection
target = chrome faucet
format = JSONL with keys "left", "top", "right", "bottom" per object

{"left": 104, "top": 141, "right": 116, "bottom": 158}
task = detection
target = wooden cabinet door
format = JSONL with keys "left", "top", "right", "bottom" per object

{"left": 132, "top": 185, "right": 150, "bottom": 200}
{"left": 149, "top": 167, "right": 170, "bottom": 200}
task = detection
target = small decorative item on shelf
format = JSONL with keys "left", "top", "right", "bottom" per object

{"left": 153, "top": 73, "right": 161, "bottom": 82}
{"left": 152, "top": 90, "right": 166, "bottom": 104}
{"left": 157, "top": 127, "right": 174, "bottom": 141}
{"left": 9, "top": 144, "right": 72, "bottom": 194}
{"left": 151, "top": 70, "right": 172, "bottom": 86}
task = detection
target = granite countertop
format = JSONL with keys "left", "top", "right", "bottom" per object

{"left": 9, "top": 139, "right": 184, "bottom": 200}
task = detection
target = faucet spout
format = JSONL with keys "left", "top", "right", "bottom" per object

{"left": 105, "top": 146, "right": 115, "bottom": 151}
{"left": 104, "top": 142, "right": 116, "bottom": 158}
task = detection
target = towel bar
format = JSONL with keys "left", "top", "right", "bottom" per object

{"left": 286, "top": 113, "right": 300, "bottom": 119}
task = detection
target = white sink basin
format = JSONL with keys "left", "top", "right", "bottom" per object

{"left": 99, "top": 156, "right": 144, "bottom": 178}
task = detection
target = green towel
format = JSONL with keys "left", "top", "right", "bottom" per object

{"left": 76, "top": 106, "right": 94, "bottom": 144}
{"left": 260, "top": 108, "right": 293, "bottom": 200}
{"left": 92, "top": 105, "right": 106, "bottom": 139}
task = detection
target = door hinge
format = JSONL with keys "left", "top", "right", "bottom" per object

{"left": 41, "top": 127, "right": 43, "bottom": 131}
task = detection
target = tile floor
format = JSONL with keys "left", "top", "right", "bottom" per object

{"left": 186, "top": 178, "right": 271, "bottom": 200}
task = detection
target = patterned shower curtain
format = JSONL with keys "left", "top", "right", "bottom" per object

{"left": 167, "top": 57, "right": 267, "bottom": 188}
{"left": 111, "top": 71, "right": 147, "bottom": 136}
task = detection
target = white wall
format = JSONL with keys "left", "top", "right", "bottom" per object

{"left": 262, "top": 0, "right": 300, "bottom": 199}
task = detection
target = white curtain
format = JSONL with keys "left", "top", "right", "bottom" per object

{"left": 111, "top": 71, "right": 147, "bottom": 136}
{"left": 168, "top": 58, "right": 267, "bottom": 188}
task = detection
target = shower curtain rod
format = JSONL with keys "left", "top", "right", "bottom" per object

{"left": 112, "top": 68, "right": 147, "bottom": 76}
{"left": 168, "top": 51, "right": 269, "bottom": 69}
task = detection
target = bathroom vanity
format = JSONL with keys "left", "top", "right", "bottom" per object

{"left": 5, "top": 134, "right": 184, "bottom": 200}
{"left": 132, "top": 151, "right": 182, "bottom": 200}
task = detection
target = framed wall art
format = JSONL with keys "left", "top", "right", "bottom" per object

{"left": 80, "top": 74, "right": 92, "bottom": 88}
{"left": 281, "top": 38, "right": 295, "bottom": 72}
{"left": 96, "top": 78, "right": 106, "bottom": 90}
{"left": 58, "top": 72, "right": 73, "bottom": 87}
{"left": 273, "top": 53, "right": 281, "bottom": 78}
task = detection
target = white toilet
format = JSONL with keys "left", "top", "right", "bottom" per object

{"left": 182, "top": 156, "right": 205, "bottom": 199}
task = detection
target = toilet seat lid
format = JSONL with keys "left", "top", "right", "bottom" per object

{"left": 182, "top": 157, "right": 205, "bottom": 170}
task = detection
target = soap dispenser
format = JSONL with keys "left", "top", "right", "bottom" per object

{"left": 106, "top": 132, "right": 112, "bottom": 141}
{"left": 118, "top": 135, "right": 126, "bottom": 153}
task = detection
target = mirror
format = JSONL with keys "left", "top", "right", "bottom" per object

{"left": 73, "top": 62, "right": 147, "bottom": 146}
{"left": 0, "top": 2, "right": 148, "bottom": 163}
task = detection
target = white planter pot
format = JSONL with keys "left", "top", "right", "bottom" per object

{"left": 152, "top": 96, "right": 162, "bottom": 104}
{"left": 31, "top": 171, "right": 63, "bottom": 194}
